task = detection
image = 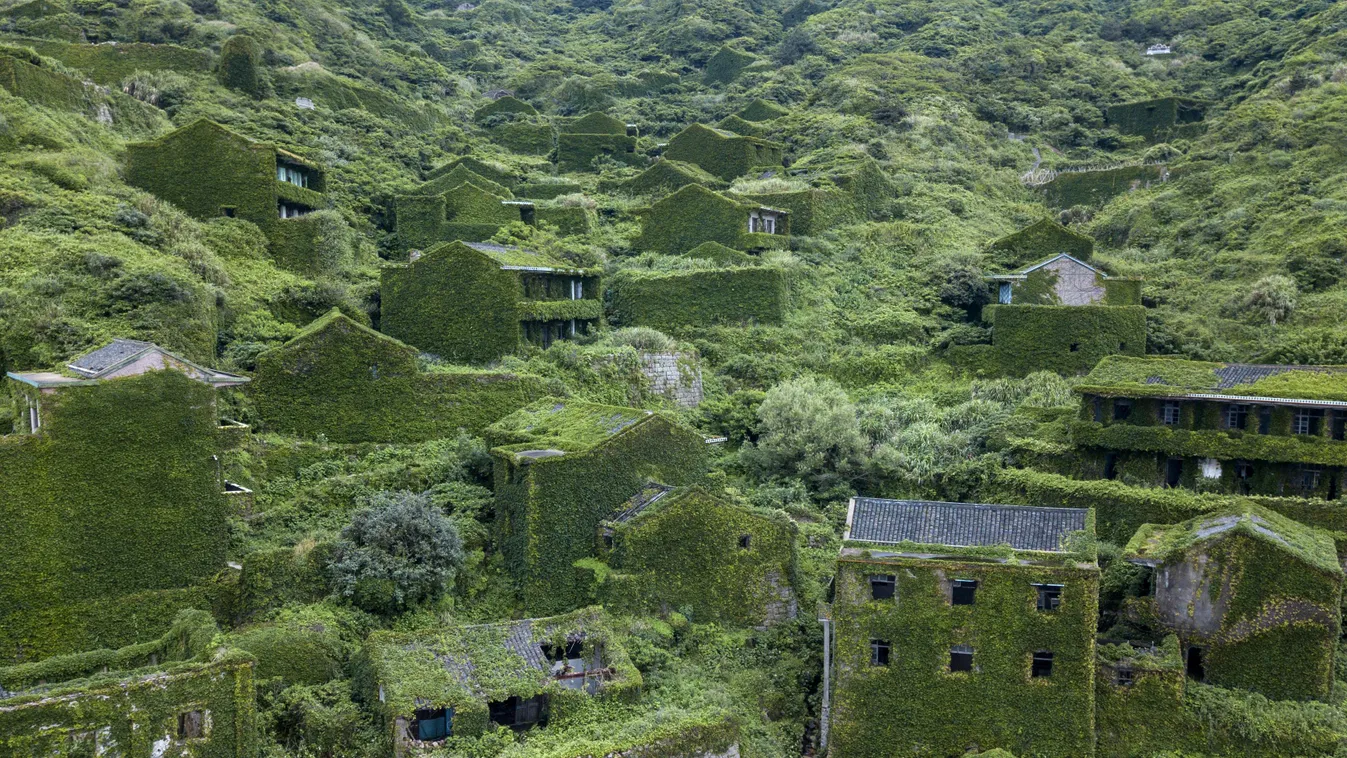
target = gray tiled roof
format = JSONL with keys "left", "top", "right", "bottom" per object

{"left": 436, "top": 617, "right": 587, "bottom": 691}
{"left": 68, "top": 338, "right": 155, "bottom": 375}
{"left": 847, "top": 498, "right": 1088, "bottom": 553}
{"left": 1213, "top": 364, "right": 1347, "bottom": 389}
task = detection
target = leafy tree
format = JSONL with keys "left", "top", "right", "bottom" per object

{"left": 1243, "top": 275, "right": 1298, "bottom": 326}
{"left": 328, "top": 491, "right": 464, "bottom": 615}
{"left": 744, "top": 376, "right": 866, "bottom": 491}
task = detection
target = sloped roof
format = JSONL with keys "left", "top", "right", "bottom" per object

{"left": 565, "top": 112, "right": 627, "bottom": 135}
{"left": 487, "top": 397, "right": 657, "bottom": 455}
{"left": 9, "top": 338, "right": 247, "bottom": 388}
{"left": 1076, "top": 356, "right": 1347, "bottom": 404}
{"left": 988, "top": 253, "right": 1103, "bottom": 281}
{"left": 133, "top": 119, "right": 320, "bottom": 169}
{"left": 608, "top": 482, "right": 675, "bottom": 523}
{"left": 845, "top": 498, "right": 1089, "bottom": 553}
{"left": 1125, "top": 506, "right": 1341, "bottom": 575}
{"left": 459, "top": 241, "right": 594, "bottom": 274}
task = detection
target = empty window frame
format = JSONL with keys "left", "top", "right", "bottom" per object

{"left": 1161, "top": 401, "right": 1181, "bottom": 426}
{"left": 1258, "top": 407, "right": 1272, "bottom": 434}
{"left": 870, "top": 639, "right": 891, "bottom": 666}
{"left": 178, "top": 711, "right": 205, "bottom": 739}
{"left": 1294, "top": 409, "right": 1325, "bottom": 436}
{"left": 1334, "top": 411, "right": 1347, "bottom": 441}
{"left": 1112, "top": 399, "right": 1132, "bottom": 420}
{"left": 1103, "top": 452, "right": 1118, "bottom": 481}
{"left": 949, "top": 645, "right": 974, "bottom": 672}
{"left": 1034, "top": 583, "right": 1063, "bottom": 611}
{"left": 738, "top": 534, "right": 752, "bottom": 549}
{"left": 1115, "top": 668, "right": 1134, "bottom": 686}
{"left": 1165, "top": 457, "right": 1183, "bottom": 487}
{"left": 1235, "top": 460, "right": 1254, "bottom": 495}
{"left": 1186, "top": 646, "right": 1205, "bottom": 682}
{"left": 1092, "top": 396, "right": 1104, "bottom": 423}
{"left": 869, "top": 574, "right": 896, "bottom": 601}
{"left": 1299, "top": 464, "right": 1324, "bottom": 493}
{"left": 1031, "top": 651, "right": 1054, "bottom": 678}
{"left": 412, "top": 707, "right": 450, "bottom": 741}
{"left": 1226, "top": 404, "right": 1249, "bottom": 430}
{"left": 952, "top": 579, "right": 978, "bottom": 606}
{"left": 220, "top": 206, "right": 237, "bottom": 218}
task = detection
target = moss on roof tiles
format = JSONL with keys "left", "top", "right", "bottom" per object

{"left": 1125, "top": 505, "right": 1342, "bottom": 575}
{"left": 1077, "top": 356, "right": 1347, "bottom": 402}
{"left": 487, "top": 397, "right": 656, "bottom": 453}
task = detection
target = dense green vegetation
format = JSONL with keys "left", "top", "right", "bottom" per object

{"left": 2, "top": 0, "right": 1347, "bottom": 753}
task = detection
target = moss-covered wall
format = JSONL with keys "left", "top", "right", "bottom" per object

{"left": 10, "top": 37, "right": 212, "bottom": 85}
{"left": 0, "top": 651, "right": 257, "bottom": 757}
{"left": 615, "top": 160, "right": 725, "bottom": 197}
{"left": 830, "top": 553, "right": 1098, "bottom": 757}
{"left": 126, "top": 120, "right": 277, "bottom": 230}
{"left": 662, "top": 124, "right": 783, "bottom": 182}
{"left": 604, "top": 488, "right": 798, "bottom": 626}
{"left": 735, "top": 187, "right": 845, "bottom": 236}
{"left": 381, "top": 242, "right": 523, "bottom": 363}
{"left": 1104, "top": 97, "right": 1205, "bottom": 140}
{"left": 1042, "top": 165, "right": 1168, "bottom": 208}
{"left": 491, "top": 414, "right": 709, "bottom": 614}
{"left": 987, "top": 219, "right": 1094, "bottom": 269}
{"left": 394, "top": 182, "right": 525, "bottom": 253}
{"left": 608, "top": 266, "right": 788, "bottom": 332}
{"left": 987, "top": 304, "right": 1145, "bottom": 376}
{"left": 0, "top": 370, "right": 228, "bottom": 663}
{"left": 633, "top": 184, "right": 787, "bottom": 254}
{"left": 556, "top": 133, "right": 641, "bottom": 172}
{"left": 251, "top": 309, "right": 547, "bottom": 442}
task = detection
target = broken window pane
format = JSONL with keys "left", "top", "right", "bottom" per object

{"left": 1034, "top": 583, "right": 1063, "bottom": 611}
{"left": 869, "top": 574, "right": 896, "bottom": 601}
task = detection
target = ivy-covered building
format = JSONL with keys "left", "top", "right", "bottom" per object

{"left": 985, "top": 218, "right": 1095, "bottom": 270}
{"left": 608, "top": 263, "right": 790, "bottom": 331}
{"left": 598, "top": 485, "right": 799, "bottom": 627}
{"left": 0, "top": 610, "right": 258, "bottom": 756}
{"left": 826, "top": 498, "right": 1098, "bottom": 758}
{"left": 381, "top": 241, "right": 601, "bottom": 364}
{"left": 364, "top": 608, "right": 640, "bottom": 754}
{"left": 614, "top": 159, "right": 725, "bottom": 197}
{"left": 125, "top": 119, "right": 328, "bottom": 271}
{"left": 1104, "top": 97, "right": 1206, "bottom": 141}
{"left": 662, "top": 123, "right": 784, "bottom": 182}
{"left": 632, "top": 184, "right": 789, "bottom": 254}
{"left": 556, "top": 111, "right": 640, "bottom": 172}
{"left": 1125, "top": 506, "right": 1342, "bottom": 701}
{"left": 2, "top": 340, "right": 246, "bottom": 661}
{"left": 250, "top": 309, "right": 545, "bottom": 442}
{"left": 474, "top": 95, "right": 555, "bottom": 155}
{"left": 394, "top": 178, "right": 536, "bottom": 253}
{"left": 984, "top": 253, "right": 1145, "bottom": 376}
{"left": 1071, "top": 356, "right": 1347, "bottom": 500}
{"left": 487, "top": 399, "right": 711, "bottom": 613}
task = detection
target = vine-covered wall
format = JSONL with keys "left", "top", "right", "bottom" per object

{"left": 603, "top": 488, "right": 798, "bottom": 626}
{"left": 0, "top": 370, "right": 229, "bottom": 663}
{"left": 1042, "top": 165, "right": 1168, "bottom": 208}
{"left": 489, "top": 403, "right": 710, "bottom": 614}
{"left": 662, "top": 124, "right": 783, "bottom": 182}
{"left": 556, "top": 133, "right": 641, "bottom": 172}
{"left": 1104, "top": 97, "right": 1206, "bottom": 140}
{"left": 830, "top": 550, "right": 1099, "bottom": 757}
{"left": 987, "top": 219, "right": 1094, "bottom": 269}
{"left": 251, "top": 309, "right": 547, "bottom": 442}
{"left": 633, "top": 184, "right": 788, "bottom": 254}
{"left": 614, "top": 159, "right": 725, "bottom": 197}
{"left": 608, "top": 266, "right": 788, "bottom": 332}
{"left": 11, "top": 36, "right": 212, "bottom": 84}
{"left": 987, "top": 304, "right": 1146, "bottom": 376}
{"left": 394, "top": 181, "right": 525, "bottom": 252}
{"left": 380, "top": 242, "right": 525, "bottom": 364}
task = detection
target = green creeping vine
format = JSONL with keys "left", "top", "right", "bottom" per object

{"left": 607, "top": 266, "right": 789, "bottom": 332}
{"left": 251, "top": 309, "right": 548, "bottom": 443}
{"left": 986, "top": 304, "right": 1146, "bottom": 376}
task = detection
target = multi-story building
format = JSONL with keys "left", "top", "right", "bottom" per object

{"left": 825, "top": 498, "right": 1098, "bottom": 757}
{"left": 1071, "top": 356, "right": 1347, "bottom": 499}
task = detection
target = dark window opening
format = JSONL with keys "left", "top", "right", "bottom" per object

{"left": 1093, "top": 397, "right": 1103, "bottom": 423}
{"left": 1333, "top": 411, "right": 1347, "bottom": 441}
{"left": 1331, "top": 472, "right": 1341, "bottom": 502}
{"left": 1227, "top": 404, "right": 1249, "bottom": 430}
{"left": 870, "top": 640, "right": 891, "bottom": 666}
{"left": 412, "top": 707, "right": 450, "bottom": 741}
{"left": 1299, "top": 465, "right": 1323, "bottom": 493}
{"left": 220, "top": 206, "right": 236, "bottom": 218}
{"left": 519, "top": 206, "right": 537, "bottom": 225}
{"left": 1161, "top": 401, "right": 1181, "bottom": 427}
{"left": 1035, "top": 583, "right": 1063, "bottom": 611}
{"left": 1186, "top": 646, "right": 1205, "bottom": 682}
{"left": 1115, "top": 668, "right": 1134, "bottom": 687}
{"left": 1113, "top": 399, "right": 1132, "bottom": 421}
{"left": 1235, "top": 460, "right": 1254, "bottom": 495}
{"left": 1119, "top": 342, "right": 1127, "bottom": 351}
{"left": 1031, "top": 651, "right": 1054, "bottom": 678}
{"left": 869, "top": 574, "right": 896, "bottom": 601}
{"left": 178, "top": 711, "right": 204, "bottom": 739}
{"left": 489, "top": 695, "right": 548, "bottom": 729}
{"left": 1104, "top": 453, "right": 1118, "bottom": 481}
{"left": 1294, "top": 409, "right": 1325, "bottom": 436}
{"left": 1258, "top": 407, "right": 1272, "bottom": 434}
{"left": 1165, "top": 457, "right": 1182, "bottom": 488}
{"left": 602, "top": 533, "right": 614, "bottom": 549}
{"left": 1069, "top": 343, "right": 1080, "bottom": 352}
{"left": 543, "top": 640, "right": 584, "bottom": 662}
{"left": 952, "top": 579, "right": 977, "bottom": 606}
{"left": 738, "top": 534, "right": 752, "bottom": 549}
{"left": 950, "top": 646, "right": 973, "bottom": 672}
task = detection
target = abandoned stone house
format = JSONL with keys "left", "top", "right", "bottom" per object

{"left": 125, "top": 119, "right": 328, "bottom": 270}
{"left": 1104, "top": 97, "right": 1205, "bottom": 140}
{"left": 394, "top": 178, "right": 537, "bottom": 252}
{"left": 597, "top": 485, "right": 799, "bottom": 627}
{"left": 365, "top": 608, "right": 639, "bottom": 756}
{"left": 1072, "top": 357, "right": 1347, "bottom": 500}
{"left": 487, "top": 398, "right": 711, "bottom": 613}
{"left": 983, "top": 251, "right": 1146, "bottom": 376}
{"left": 1124, "top": 506, "right": 1342, "bottom": 701}
{"left": 826, "top": 498, "right": 1099, "bottom": 757}
{"left": 662, "top": 123, "right": 784, "bottom": 182}
{"left": 985, "top": 218, "right": 1095, "bottom": 270}
{"left": 380, "top": 241, "right": 601, "bottom": 364}
{"left": 556, "top": 112, "right": 641, "bottom": 172}
{"left": 2, "top": 340, "right": 246, "bottom": 661}
{"left": 633, "top": 183, "right": 789, "bottom": 255}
